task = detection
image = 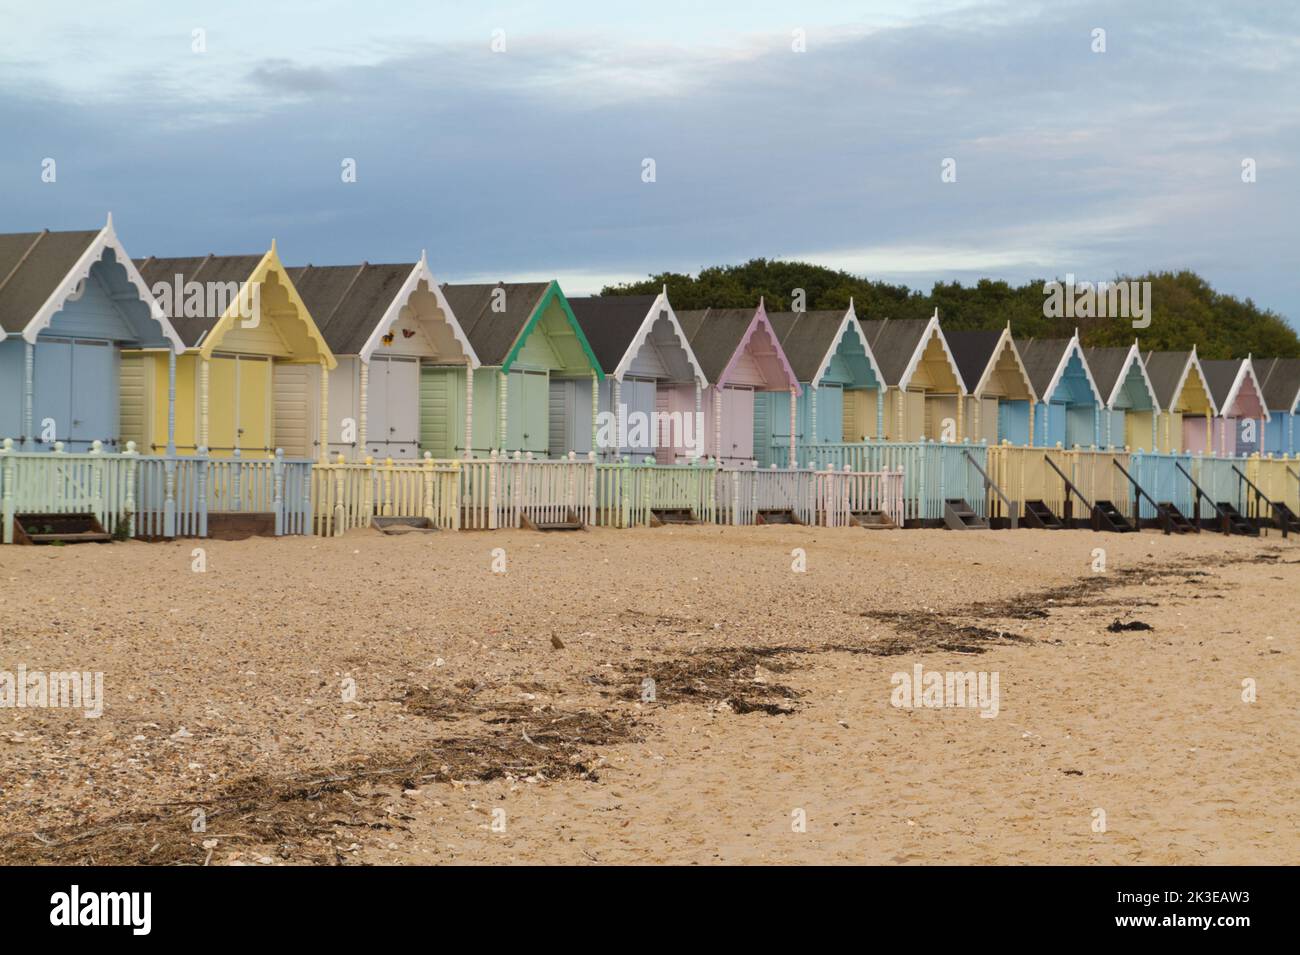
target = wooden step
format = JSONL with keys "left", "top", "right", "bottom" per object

{"left": 1023, "top": 499, "right": 1064, "bottom": 530}
{"left": 756, "top": 509, "right": 802, "bottom": 525}
{"left": 372, "top": 516, "right": 438, "bottom": 535}
{"left": 650, "top": 508, "right": 700, "bottom": 526}
{"left": 1092, "top": 500, "right": 1136, "bottom": 533}
{"left": 943, "top": 499, "right": 988, "bottom": 530}
{"left": 13, "top": 513, "right": 112, "bottom": 545}
{"left": 850, "top": 510, "right": 896, "bottom": 530}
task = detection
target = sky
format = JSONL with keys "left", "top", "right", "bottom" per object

{"left": 1, "top": 0, "right": 1297, "bottom": 327}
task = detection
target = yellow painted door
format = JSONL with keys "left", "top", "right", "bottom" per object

{"left": 209, "top": 356, "right": 239, "bottom": 454}
{"left": 237, "top": 356, "right": 271, "bottom": 455}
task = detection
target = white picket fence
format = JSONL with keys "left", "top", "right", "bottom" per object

{"left": 715, "top": 463, "right": 906, "bottom": 527}
{"left": 312, "top": 454, "right": 461, "bottom": 536}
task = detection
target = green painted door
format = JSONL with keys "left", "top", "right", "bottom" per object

{"left": 506, "top": 369, "right": 549, "bottom": 454}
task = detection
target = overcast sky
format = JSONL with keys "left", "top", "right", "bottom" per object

{"left": 1, "top": 0, "right": 1296, "bottom": 327}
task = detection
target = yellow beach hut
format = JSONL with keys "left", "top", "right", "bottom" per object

{"left": 127, "top": 244, "right": 336, "bottom": 459}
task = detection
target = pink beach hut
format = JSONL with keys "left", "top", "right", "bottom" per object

{"left": 1200, "top": 357, "right": 1269, "bottom": 456}
{"left": 676, "top": 301, "right": 801, "bottom": 466}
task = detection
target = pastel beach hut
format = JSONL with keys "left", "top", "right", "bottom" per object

{"left": 567, "top": 290, "right": 707, "bottom": 463}
{"left": 1142, "top": 348, "right": 1217, "bottom": 453}
{"left": 757, "top": 302, "right": 884, "bottom": 465}
{"left": 131, "top": 244, "right": 336, "bottom": 458}
{"left": 0, "top": 217, "right": 183, "bottom": 451}
{"left": 288, "top": 255, "right": 479, "bottom": 460}
{"left": 857, "top": 311, "right": 965, "bottom": 442}
{"left": 675, "top": 302, "right": 800, "bottom": 466}
{"left": 439, "top": 282, "right": 603, "bottom": 458}
{"left": 1017, "top": 332, "right": 1102, "bottom": 448}
{"left": 1084, "top": 342, "right": 1160, "bottom": 450}
{"left": 1255, "top": 358, "right": 1300, "bottom": 456}
{"left": 945, "top": 324, "right": 1036, "bottom": 446}
{"left": 1200, "top": 357, "right": 1268, "bottom": 457}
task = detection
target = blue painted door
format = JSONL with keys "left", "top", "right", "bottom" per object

{"left": 33, "top": 340, "right": 72, "bottom": 448}
{"left": 998, "top": 399, "right": 1031, "bottom": 446}
{"left": 70, "top": 341, "right": 118, "bottom": 450}
{"left": 0, "top": 339, "right": 24, "bottom": 442}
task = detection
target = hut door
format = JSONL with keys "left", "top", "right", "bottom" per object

{"left": 721, "top": 386, "right": 754, "bottom": 463}
{"left": 373, "top": 356, "right": 420, "bottom": 459}
{"left": 68, "top": 341, "right": 118, "bottom": 450}
{"left": 32, "top": 339, "right": 73, "bottom": 448}
{"left": 507, "top": 369, "right": 549, "bottom": 454}
{"left": 235, "top": 356, "right": 271, "bottom": 455}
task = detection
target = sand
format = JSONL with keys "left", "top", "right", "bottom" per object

{"left": 0, "top": 524, "right": 1295, "bottom": 865}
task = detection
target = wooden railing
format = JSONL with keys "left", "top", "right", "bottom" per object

{"left": 312, "top": 454, "right": 461, "bottom": 536}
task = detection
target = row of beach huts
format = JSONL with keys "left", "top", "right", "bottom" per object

{"left": 0, "top": 217, "right": 1297, "bottom": 543}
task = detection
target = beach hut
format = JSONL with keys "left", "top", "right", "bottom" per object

{"left": 757, "top": 302, "right": 884, "bottom": 465}
{"left": 1084, "top": 343, "right": 1159, "bottom": 450}
{"left": 1017, "top": 332, "right": 1102, "bottom": 448}
{"left": 132, "top": 243, "right": 336, "bottom": 458}
{"left": 946, "top": 324, "right": 1036, "bottom": 446}
{"left": 1142, "top": 348, "right": 1217, "bottom": 453}
{"left": 287, "top": 255, "right": 478, "bottom": 460}
{"left": 676, "top": 302, "right": 800, "bottom": 466}
{"left": 568, "top": 290, "right": 707, "bottom": 462}
{"left": 438, "top": 282, "right": 602, "bottom": 458}
{"left": 1255, "top": 358, "right": 1300, "bottom": 456}
{"left": 858, "top": 310, "right": 965, "bottom": 442}
{"left": 0, "top": 217, "right": 183, "bottom": 451}
{"left": 1201, "top": 357, "right": 1269, "bottom": 457}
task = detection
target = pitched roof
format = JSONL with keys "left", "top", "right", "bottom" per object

{"left": 676, "top": 307, "right": 760, "bottom": 383}
{"left": 857, "top": 318, "right": 930, "bottom": 386}
{"left": 439, "top": 282, "right": 551, "bottom": 367}
{"left": 943, "top": 329, "right": 1004, "bottom": 393}
{"left": 1016, "top": 338, "right": 1074, "bottom": 398}
{"left": 0, "top": 229, "right": 101, "bottom": 335}
{"left": 1256, "top": 357, "right": 1300, "bottom": 412}
{"left": 287, "top": 262, "right": 414, "bottom": 355}
{"left": 1141, "top": 350, "right": 1195, "bottom": 408}
{"left": 567, "top": 295, "right": 659, "bottom": 374}
{"left": 135, "top": 254, "right": 266, "bottom": 348}
{"left": 1199, "top": 359, "right": 1246, "bottom": 410}
{"left": 766, "top": 309, "right": 852, "bottom": 383}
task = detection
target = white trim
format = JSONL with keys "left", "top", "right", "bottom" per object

{"left": 1219, "top": 357, "right": 1270, "bottom": 422}
{"left": 897, "top": 309, "right": 966, "bottom": 395}
{"left": 971, "top": 324, "right": 1036, "bottom": 401}
{"left": 1041, "top": 332, "right": 1102, "bottom": 407}
{"left": 357, "top": 253, "right": 480, "bottom": 366}
{"left": 612, "top": 289, "right": 707, "bottom": 387}
{"left": 810, "top": 301, "right": 885, "bottom": 390}
{"left": 20, "top": 215, "right": 185, "bottom": 353}
{"left": 1106, "top": 342, "right": 1160, "bottom": 413}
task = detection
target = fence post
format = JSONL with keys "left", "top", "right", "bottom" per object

{"left": 487, "top": 450, "right": 500, "bottom": 531}
{"left": 1, "top": 438, "right": 14, "bottom": 544}
{"left": 231, "top": 448, "right": 243, "bottom": 512}
{"left": 333, "top": 452, "right": 348, "bottom": 536}
{"left": 422, "top": 452, "right": 435, "bottom": 524}
{"left": 197, "top": 446, "right": 209, "bottom": 538}
{"left": 122, "top": 441, "right": 138, "bottom": 539}
{"left": 273, "top": 449, "right": 285, "bottom": 536}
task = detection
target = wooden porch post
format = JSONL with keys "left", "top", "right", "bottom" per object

{"left": 166, "top": 349, "right": 177, "bottom": 456}
{"left": 358, "top": 359, "right": 369, "bottom": 460}
{"left": 875, "top": 388, "right": 884, "bottom": 440}
{"left": 199, "top": 357, "right": 211, "bottom": 451}
{"left": 1028, "top": 399, "right": 1036, "bottom": 448}
{"left": 972, "top": 395, "right": 981, "bottom": 442}
{"left": 895, "top": 387, "right": 904, "bottom": 441}
{"left": 464, "top": 363, "right": 474, "bottom": 458}
{"left": 590, "top": 368, "right": 598, "bottom": 457}
{"left": 809, "top": 384, "right": 818, "bottom": 446}
{"left": 714, "top": 386, "right": 722, "bottom": 462}
{"left": 956, "top": 392, "right": 965, "bottom": 442}
{"left": 612, "top": 378, "right": 622, "bottom": 458}
{"left": 694, "top": 381, "right": 702, "bottom": 461}
{"left": 788, "top": 387, "right": 797, "bottom": 468}
{"left": 319, "top": 357, "right": 330, "bottom": 464}
{"left": 21, "top": 342, "right": 34, "bottom": 449}
{"left": 498, "top": 370, "right": 508, "bottom": 451}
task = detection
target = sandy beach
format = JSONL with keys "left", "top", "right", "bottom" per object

{"left": 0, "top": 525, "right": 1295, "bottom": 865}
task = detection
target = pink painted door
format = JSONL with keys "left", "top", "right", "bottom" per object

{"left": 720, "top": 386, "right": 754, "bottom": 464}
{"left": 1182, "top": 416, "right": 1211, "bottom": 454}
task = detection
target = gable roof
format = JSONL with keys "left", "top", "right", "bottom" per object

{"left": 1201, "top": 357, "right": 1268, "bottom": 420}
{"left": 0, "top": 216, "right": 183, "bottom": 351}
{"left": 135, "top": 253, "right": 268, "bottom": 348}
{"left": 568, "top": 290, "right": 705, "bottom": 385}
{"left": 944, "top": 325, "right": 1036, "bottom": 399}
{"left": 858, "top": 311, "right": 963, "bottom": 392}
{"left": 1084, "top": 343, "right": 1158, "bottom": 410}
{"left": 288, "top": 255, "right": 477, "bottom": 365}
{"left": 1017, "top": 333, "right": 1101, "bottom": 405}
{"left": 1256, "top": 357, "right": 1300, "bottom": 413}
{"left": 765, "top": 302, "right": 882, "bottom": 387}
{"left": 137, "top": 243, "right": 335, "bottom": 367}
{"left": 676, "top": 303, "right": 799, "bottom": 391}
{"left": 1142, "top": 348, "right": 1217, "bottom": 415}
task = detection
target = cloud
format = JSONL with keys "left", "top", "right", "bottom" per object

{"left": 0, "top": 0, "right": 1296, "bottom": 327}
